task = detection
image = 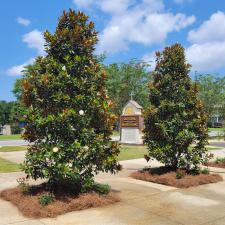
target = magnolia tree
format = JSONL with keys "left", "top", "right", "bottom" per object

{"left": 22, "top": 10, "right": 120, "bottom": 191}
{"left": 144, "top": 44, "right": 208, "bottom": 171}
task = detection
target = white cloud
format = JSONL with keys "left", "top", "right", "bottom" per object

{"left": 7, "top": 58, "right": 35, "bottom": 76}
{"left": 188, "top": 11, "right": 225, "bottom": 44}
{"left": 142, "top": 51, "right": 156, "bottom": 70}
{"left": 17, "top": 17, "right": 31, "bottom": 26}
{"left": 73, "top": 0, "right": 94, "bottom": 8}
{"left": 72, "top": 0, "right": 195, "bottom": 54}
{"left": 98, "top": 0, "right": 134, "bottom": 14}
{"left": 187, "top": 11, "right": 225, "bottom": 71}
{"left": 7, "top": 30, "right": 44, "bottom": 76}
{"left": 22, "top": 29, "right": 45, "bottom": 55}
{"left": 174, "top": 0, "right": 192, "bottom": 4}
{"left": 186, "top": 42, "right": 225, "bottom": 71}
{"left": 94, "top": 0, "right": 195, "bottom": 53}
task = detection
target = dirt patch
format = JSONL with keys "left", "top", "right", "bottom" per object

{"left": 130, "top": 167, "right": 222, "bottom": 188}
{"left": 0, "top": 186, "right": 119, "bottom": 218}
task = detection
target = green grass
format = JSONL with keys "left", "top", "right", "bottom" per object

{"left": 118, "top": 145, "right": 147, "bottom": 161}
{"left": 112, "top": 130, "right": 120, "bottom": 136}
{"left": 0, "top": 146, "right": 27, "bottom": 152}
{"left": 0, "top": 157, "right": 20, "bottom": 173}
{"left": 208, "top": 128, "right": 224, "bottom": 132}
{"left": 206, "top": 146, "right": 224, "bottom": 151}
{"left": 0, "top": 134, "right": 22, "bottom": 140}
{"left": 118, "top": 145, "right": 223, "bottom": 161}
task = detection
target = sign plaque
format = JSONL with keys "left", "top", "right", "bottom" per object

{"left": 121, "top": 115, "right": 139, "bottom": 128}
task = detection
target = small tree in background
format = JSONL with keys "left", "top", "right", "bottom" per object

{"left": 105, "top": 60, "right": 151, "bottom": 117}
{"left": 0, "top": 101, "right": 13, "bottom": 127}
{"left": 197, "top": 74, "right": 225, "bottom": 126}
{"left": 144, "top": 43, "right": 208, "bottom": 171}
{"left": 22, "top": 10, "right": 120, "bottom": 192}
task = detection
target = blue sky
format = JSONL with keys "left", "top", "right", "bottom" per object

{"left": 1, "top": 0, "right": 225, "bottom": 101}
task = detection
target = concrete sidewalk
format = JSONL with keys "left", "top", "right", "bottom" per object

{"left": 1, "top": 158, "right": 225, "bottom": 225}
{"left": 0, "top": 140, "right": 28, "bottom": 146}
{"left": 0, "top": 151, "right": 26, "bottom": 164}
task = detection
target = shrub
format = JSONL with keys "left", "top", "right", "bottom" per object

{"left": 215, "top": 157, "right": 225, "bottom": 164}
{"left": 144, "top": 44, "right": 208, "bottom": 171}
{"left": 201, "top": 168, "right": 209, "bottom": 175}
{"left": 176, "top": 171, "right": 185, "bottom": 179}
{"left": 11, "top": 124, "right": 22, "bottom": 134}
{"left": 17, "top": 177, "right": 30, "bottom": 195}
{"left": 93, "top": 183, "right": 110, "bottom": 195}
{"left": 189, "top": 168, "right": 201, "bottom": 176}
{"left": 39, "top": 193, "right": 55, "bottom": 206}
{"left": 21, "top": 10, "right": 120, "bottom": 192}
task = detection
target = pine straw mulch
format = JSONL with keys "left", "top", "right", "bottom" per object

{"left": 205, "top": 162, "right": 225, "bottom": 169}
{"left": 130, "top": 167, "right": 223, "bottom": 188}
{"left": 0, "top": 185, "right": 119, "bottom": 218}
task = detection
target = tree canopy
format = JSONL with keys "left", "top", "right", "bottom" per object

{"left": 105, "top": 59, "right": 151, "bottom": 117}
{"left": 0, "top": 101, "right": 14, "bottom": 126}
{"left": 197, "top": 74, "right": 225, "bottom": 121}
{"left": 22, "top": 10, "right": 120, "bottom": 191}
{"left": 144, "top": 43, "right": 208, "bottom": 171}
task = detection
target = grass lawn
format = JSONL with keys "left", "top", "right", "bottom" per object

{"left": 0, "top": 146, "right": 27, "bottom": 152}
{"left": 118, "top": 145, "right": 147, "bottom": 161}
{"left": 208, "top": 128, "right": 224, "bottom": 132}
{"left": 0, "top": 134, "right": 22, "bottom": 140}
{"left": 118, "top": 145, "right": 223, "bottom": 161}
{"left": 112, "top": 131, "right": 120, "bottom": 136}
{"left": 206, "top": 146, "right": 224, "bottom": 151}
{"left": 0, "top": 157, "right": 20, "bottom": 173}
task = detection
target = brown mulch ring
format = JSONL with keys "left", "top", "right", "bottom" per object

{"left": 205, "top": 162, "right": 225, "bottom": 169}
{"left": 0, "top": 185, "right": 119, "bottom": 218}
{"left": 130, "top": 167, "right": 223, "bottom": 188}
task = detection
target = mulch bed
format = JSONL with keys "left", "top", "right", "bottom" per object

{"left": 0, "top": 185, "right": 119, "bottom": 218}
{"left": 130, "top": 167, "right": 223, "bottom": 188}
{"left": 205, "top": 162, "right": 225, "bottom": 169}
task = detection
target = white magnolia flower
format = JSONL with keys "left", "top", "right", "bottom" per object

{"left": 84, "top": 146, "right": 89, "bottom": 150}
{"left": 53, "top": 147, "right": 59, "bottom": 153}
{"left": 79, "top": 110, "right": 84, "bottom": 115}
{"left": 62, "top": 65, "right": 66, "bottom": 71}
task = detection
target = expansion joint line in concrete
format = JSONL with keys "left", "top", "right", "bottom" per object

{"left": 199, "top": 214, "right": 225, "bottom": 225}
{"left": 121, "top": 188, "right": 177, "bottom": 202}
{"left": 119, "top": 199, "right": 185, "bottom": 225}
{"left": 5, "top": 219, "right": 46, "bottom": 225}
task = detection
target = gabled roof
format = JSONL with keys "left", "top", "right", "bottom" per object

{"left": 129, "top": 100, "right": 142, "bottom": 109}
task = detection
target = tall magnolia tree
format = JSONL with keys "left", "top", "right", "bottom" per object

{"left": 144, "top": 44, "right": 208, "bottom": 171}
{"left": 22, "top": 10, "right": 120, "bottom": 190}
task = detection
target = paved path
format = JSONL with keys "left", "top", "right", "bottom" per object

{"left": 209, "top": 141, "right": 225, "bottom": 148}
{"left": 0, "top": 140, "right": 28, "bottom": 146}
{"left": 0, "top": 137, "right": 120, "bottom": 146}
{"left": 1, "top": 158, "right": 225, "bottom": 225}
{"left": 0, "top": 151, "right": 26, "bottom": 164}
{"left": 208, "top": 131, "right": 224, "bottom": 137}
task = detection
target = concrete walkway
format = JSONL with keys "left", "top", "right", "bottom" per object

{"left": 0, "top": 140, "right": 28, "bottom": 146}
{"left": 0, "top": 151, "right": 26, "bottom": 164}
{"left": 1, "top": 158, "right": 225, "bottom": 225}
{"left": 209, "top": 141, "right": 225, "bottom": 148}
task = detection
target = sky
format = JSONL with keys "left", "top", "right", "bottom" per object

{"left": 1, "top": 0, "right": 225, "bottom": 101}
